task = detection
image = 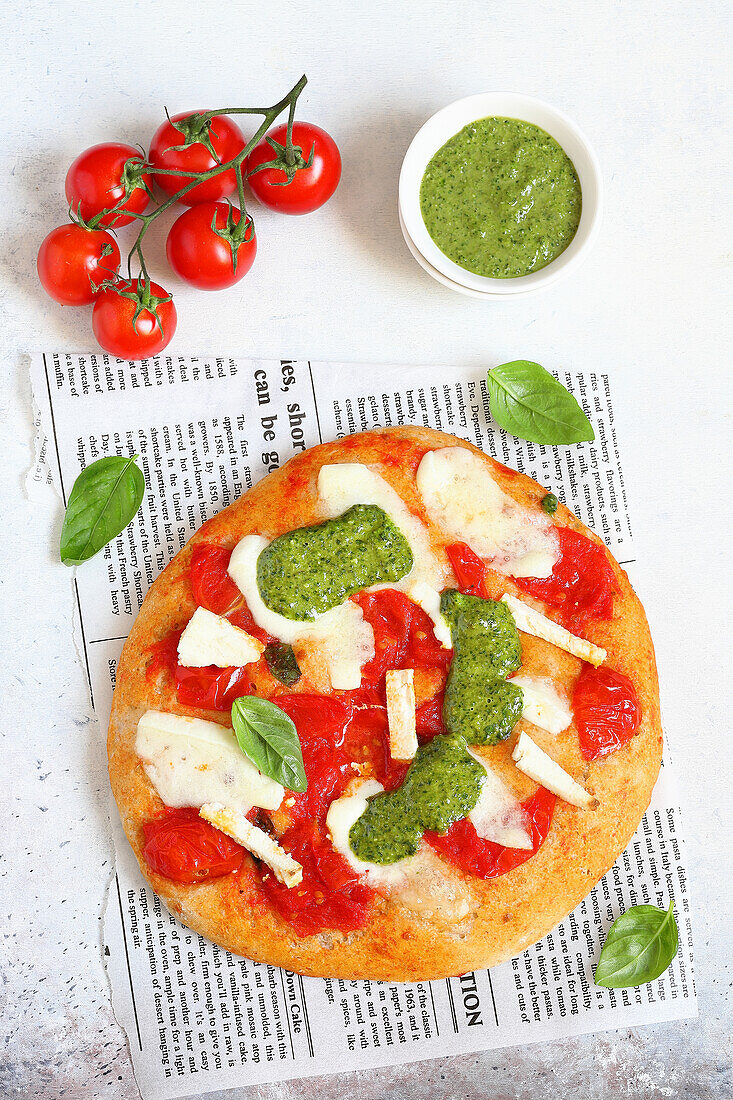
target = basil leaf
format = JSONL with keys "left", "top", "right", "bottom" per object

{"left": 60, "top": 455, "right": 145, "bottom": 566}
{"left": 487, "top": 361, "right": 595, "bottom": 445}
{"left": 264, "top": 642, "right": 301, "bottom": 686}
{"left": 231, "top": 696, "right": 307, "bottom": 793}
{"left": 595, "top": 901, "right": 679, "bottom": 988}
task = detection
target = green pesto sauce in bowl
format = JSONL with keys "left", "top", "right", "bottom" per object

{"left": 441, "top": 590, "right": 523, "bottom": 746}
{"left": 256, "top": 504, "right": 413, "bottom": 621}
{"left": 349, "top": 736, "right": 485, "bottom": 864}
{"left": 419, "top": 116, "right": 582, "bottom": 279}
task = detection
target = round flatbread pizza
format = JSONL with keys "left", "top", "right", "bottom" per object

{"left": 108, "top": 426, "right": 662, "bottom": 981}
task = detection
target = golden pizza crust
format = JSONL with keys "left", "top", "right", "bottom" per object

{"left": 108, "top": 427, "right": 663, "bottom": 980}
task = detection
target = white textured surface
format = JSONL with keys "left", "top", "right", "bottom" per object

{"left": 0, "top": 2, "right": 731, "bottom": 1098}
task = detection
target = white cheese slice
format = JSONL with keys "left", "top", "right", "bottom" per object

{"left": 200, "top": 803, "right": 302, "bottom": 887}
{"left": 512, "top": 732, "right": 598, "bottom": 810}
{"left": 416, "top": 447, "right": 558, "bottom": 578}
{"left": 405, "top": 579, "right": 452, "bottom": 648}
{"left": 317, "top": 462, "right": 445, "bottom": 591}
{"left": 136, "top": 710, "right": 284, "bottom": 812}
{"left": 468, "top": 751, "right": 533, "bottom": 849}
{"left": 501, "top": 594, "right": 607, "bottom": 666}
{"left": 511, "top": 674, "right": 572, "bottom": 735}
{"left": 227, "top": 534, "right": 374, "bottom": 689}
{"left": 386, "top": 668, "right": 417, "bottom": 760}
{"left": 177, "top": 606, "right": 264, "bottom": 669}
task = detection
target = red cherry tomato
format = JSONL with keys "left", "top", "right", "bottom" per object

{"left": 149, "top": 112, "right": 246, "bottom": 205}
{"left": 259, "top": 823, "right": 374, "bottom": 935}
{"left": 352, "top": 589, "right": 452, "bottom": 685}
{"left": 144, "top": 630, "right": 255, "bottom": 711}
{"left": 92, "top": 278, "right": 177, "bottom": 360}
{"left": 513, "top": 527, "right": 616, "bottom": 631}
{"left": 572, "top": 665, "right": 641, "bottom": 760}
{"left": 425, "top": 787, "right": 556, "bottom": 879}
{"left": 247, "top": 122, "right": 341, "bottom": 215}
{"left": 37, "top": 223, "right": 120, "bottom": 305}
{"left": 143, "top": 807, "right": 244, "bottom": 882}
{"left": 166, "top": 202, "right": 256, "bottom": 290}
{"left": 65, "top": 143, "right": 152, "bottom": 228}
{"left": 189, "top": 544, "right": 241, "bottom": 614}
{"left": 445, "top": 542, "right": 490, "bottom": 598}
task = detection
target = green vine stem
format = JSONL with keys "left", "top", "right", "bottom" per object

{"left": 104, "top": 74, "right": 308, "bottom": 291}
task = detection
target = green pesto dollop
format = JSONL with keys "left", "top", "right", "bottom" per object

{"left": 349, "top": 736, "right": 485, "bottom": 864}
{"left": 541, "top": 492, "right": 559, "bottom": 515}
{"left": 256, "top": 504, "right": 413, "bottom": 621}
{"left": 419, "top": 116, "right": 582, "bottom": 279}
{"left": 441, "top": 589, "right": 523, "bottom": 746}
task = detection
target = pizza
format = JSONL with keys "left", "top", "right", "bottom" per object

{"left": 108, "top": 426, "right": 662, "bottom": 981}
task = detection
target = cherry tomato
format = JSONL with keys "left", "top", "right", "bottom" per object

{"left": 513, "top": 527, "right": 616, "bottom": 631}
{"left": 189, "top": 544, "right": 241, "bottom": 613}
{"left": 65, "top": 143, "right": 152, "bottom": 228}
{"left": 92, "top": 278, "right": 177, "bottom": 360}
{"left": 143, "top": 807, "right": 244, "bottom": 882}
{"left": 446, "top": 542, "right": 490, "bottom": 598}
{"left": 149, "top": 112, "right": 246, "bottom": 205}
{"left": 166, "top": 202, "right": 256, "bottom": 290}
{"left": 37, "top": 223, "right": 120, "bottom": 305}
{"left": 425, "top": 787, "right": 556, "bottom": 880}
{"left": 247, "top": 122, "right": 341, "bottom": 215}
{"left": 573, "top": 665, "right": 641, "bottom": 760}
{"left": 352, "top": 589, "right": 452, "bottom": 684}
{"left": 259, "top": 822, "right": 374, "bottom": 935}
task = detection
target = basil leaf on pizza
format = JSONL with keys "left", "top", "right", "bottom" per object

{"left": 487, "top": 361, "right": 595, "bottom": 445}
{"left": 264, "top": 641, "right": 301, "bottom": 686}
{"left": 232, "top": 696, "right": 307, "bottom": 793}
{"left": 60, "top": 454, "right": 145, "bottom": 566}
{"left": 595, "top": 901, "right": 678, "bottom": 988}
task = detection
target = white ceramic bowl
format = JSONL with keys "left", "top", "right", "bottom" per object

{"left": 399, "top": 92, "right": 603, "bottom": 296}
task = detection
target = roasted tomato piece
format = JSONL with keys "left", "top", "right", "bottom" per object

{"left": 142, "top": 807, "right": 243, "bottom": 882}
{"left": 573, "top": 665, "right": 641, "bottom": 760}
{"left": 145, "top": 630, "right": 254, "bottom": 711}
{"left": 513, "top": 527, "right": 616, "bottom": 631}
{"left": 425, "top": 787, "right": 555, "bottom": 879}
{"left": 353, "top": 589, "right": 452, "bottom": 684}
{"left": 189, "top": 544, "right": 241, "bottom": 614}
{"left": 275, "top": 695, "right": 355, "bottom": 823}
{"left": 260, "top": 824, "right": 374, "bottom": 936}
{"left": 446, "top": 542, "right": 490, "bottom": 598}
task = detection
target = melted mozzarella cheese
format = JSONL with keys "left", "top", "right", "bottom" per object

{"left": 511, "top": 674, "right": 572, "bottom": 735}
{"left": 326, "top": 780, "right": 471, "bottom": 921}
{"left": 177, "top": 607, "right": 264, "bottom": 668}
{"left": 468, "top": 752, "right": 533, "bottom": 849}
{"left": 136, "top": 710, "right": 284, "bottom": 812}
{"left": 405, "top": 580, "right": 452, "bottom": 648}
{"left": 227, "top": 534, "right": 374, "bottom": 689}
{"left": 200, "top": 803, "right": 303, "bottom": 886}
{"left": 512, "top": 732, "right": 598, "bottom": 809}
{"left": 416, "top": 447, "right": 558, "bottom": 578}
{"left": 501, "top": 594, "right": 607, "bottom": 666}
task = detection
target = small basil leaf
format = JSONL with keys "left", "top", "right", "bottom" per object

{"left": 231, "top": 696, "right": 307, "bottom": 793}
{"left": 264, "top": 642, "right": 301, "bottom": 687}
{"left": 60, "top": 455, "right": 145, "bottom": 566}
{"left": 487, "top": 361, "right": 595, "bottom": 445}
{"left": 595, "top": 901, "right": 679, "bottom": 988}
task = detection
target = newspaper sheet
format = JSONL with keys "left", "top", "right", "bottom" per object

{"left": 30, "top": 352, "right": 696, "bottom": 1100}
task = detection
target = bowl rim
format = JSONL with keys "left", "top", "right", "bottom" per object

{"left": 398, "top": 91, "right": 603, "bottom": 295}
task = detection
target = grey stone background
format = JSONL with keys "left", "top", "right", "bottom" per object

{"left": 0, "top": 1, "right": 730, "bottom": 1097}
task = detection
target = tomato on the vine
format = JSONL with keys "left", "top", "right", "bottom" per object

{"left": 166, "top": 202, "right": 256, "bottom": 290}
{"left": 37, "top": 224, "right": 120, "bottom": 306}
{"left": 247, "top": 122, "right": 341, "bottom": 214}
{"left": 149, "top": 112, "right": 246, "bottom": 205}
{"left": 92, "top": 278, "right": 177, "bottom": 359}
{"left": 65, "top": 143, "right": 152, "bottom": 228}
